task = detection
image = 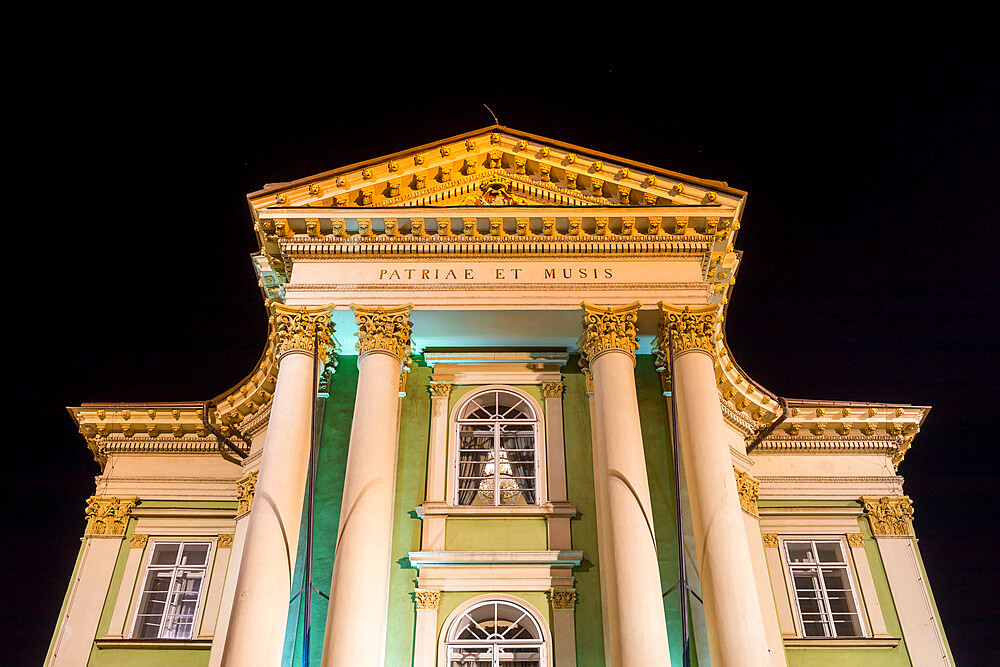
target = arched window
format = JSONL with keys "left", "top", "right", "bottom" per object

{"left": 445, "top": 599, "right": 545, "bottom": 666}
{"left": 454, "top": 389, "right": 538, "bottom": 506}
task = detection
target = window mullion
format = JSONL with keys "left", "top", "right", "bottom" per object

{"left": 159, "top": 565, "right": 179, "bottom": 639}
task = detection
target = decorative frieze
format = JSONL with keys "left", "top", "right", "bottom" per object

{"left": 846, "top": 533, "right": 865, "bottom": 548}
{"left": 414, "top": 589, "right": 441, "bottom": 610}
{"left": 550, "top": 588, "right": 577, "bottom": 610}
{"left": 218, "top": 533, "right": 235, "bottom": 549}
{"left": 84, "top": 496, "right": 138, "bottom": 536}
{"left": 862, "top": 495, "right": 914, "bottom": 536}
{"left": 761, "top": 533, "right": 779, "bottom": 548}
{"left": 353, "top": 304, "right": 413, "bottom": 361}
{"left": 237, "top": 471, "right": 259, "bottom": 517}
{"left": 130, "top": 533, "right": 149, "bottom": 549}
{"left": 579, "top": 301, "right": 640, "bottom": 361}
{"left": 270, "top": 303, "right": 337, "bottom": 363}
{"left": 429, "top": 382, "right": 453, "bottom": 398}
{"left": 542, "top": 382, "right": 564, "bottom": 399}
{"left": 734, "top": 467, "right": 760, "bottom": 516}
{"left": 654, "top": 303, "right": 719, "bottom": 358}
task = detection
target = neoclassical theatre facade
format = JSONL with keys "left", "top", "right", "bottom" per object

{"left": 50, "top": 127, "right": 952, "bottom": 666}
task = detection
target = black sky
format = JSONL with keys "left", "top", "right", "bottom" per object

{"left": 7, "top": 11, "right": 998, "bottom": 665}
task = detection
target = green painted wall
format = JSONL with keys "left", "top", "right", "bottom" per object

{"left": 95, "top": 519, "right": 139, "bottom": 639}
{"left": 384, "top": 363, "right": 432, "bottom": 665}
{"left": 86, "top": 647, "right": 209, "bottom": 667}
{"left": 281, "top": 356, "right": 359, "bottom": 666}
{"left": 445, "top": 518, "right": 547, "bottom": 551}
{"left": 561, "top": 362, "right": 606, "bottom": 664}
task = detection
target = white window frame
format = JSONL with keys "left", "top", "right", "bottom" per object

{"left": 438, "top": 594, "right": 553, "bottom": 667}
{"left": 128, "top": 539, "right": 214, "bottom": 640}
{"left": 782, "top": 538, "right": 867, "bottom": 639}
{"left": 448, "top": 386, "right": 547, "bottom": 508}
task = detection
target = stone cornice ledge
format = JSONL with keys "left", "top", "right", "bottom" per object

{"left": 414, "top": 502, "right": 577, "bottom": 518}
{"left": 95, "top": 638, "right": 213, "bottom": 650}
{"left": 783, "top": 637, "right": 900, "bottom": 649}
{"left": 408, "top": 550, "right": 583, "bottom": 568}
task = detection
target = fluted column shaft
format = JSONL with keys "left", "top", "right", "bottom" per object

{"left": 321, "top": 304, "right": 412, "bottom": 667}
{"left": 581, "top": 302, "right": 670, "bottom": 666}
{"left": 222, "top": 304, "right": 334, "bottom": 667}
{"left": 658, "top": 303, "right": 770, "bottom": 666}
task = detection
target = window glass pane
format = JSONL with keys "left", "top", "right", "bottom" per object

{"left": 785, "top": 542, "right": 815, "bottom": 564}
{"left": 181, "top": 544, "right": 210, "bottom": 566}
{"left": 448, "top": 646, "right": 493, "bottom": 666}
{"left": 802, "top": 619, "right": 831, "bottom": 637}
{"left": 815, "top": 542, "right": 845, "bottom": 564}
{"left": 151, "top": 543, "right": 181, "bottom": 565}
{"left": 834, "top": 616, "right": 862, "bottom": 637}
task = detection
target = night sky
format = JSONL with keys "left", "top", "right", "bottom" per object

{"left": 8, "top": 11, "right": 997, "bottom": 665}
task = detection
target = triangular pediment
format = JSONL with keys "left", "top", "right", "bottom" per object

{"left": 247, "top": 126, "right": 745, "bottom": 214}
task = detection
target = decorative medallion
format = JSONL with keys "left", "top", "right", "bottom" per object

{"left": 84, "top": 496, "right": 138, "bottom": 536}
{"left": 353, "top": 304, "right": 413, "bottom": 361}
{"left": 579, "top": 302, "right": 641, "bottom": 363}
{"left": 464, "top": 174, "right": 525, "bottom": 206}
{"left": 862, "top": 496, "right": 914, "bottom": 536}
{"left": 734, "top": 467, "right": 760, "bottom": 516}
{"left": 414, "top": 589, "right": 441, "bottom": 610}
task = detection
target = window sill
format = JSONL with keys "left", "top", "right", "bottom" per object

{"left": 95, "top": 638, "right": 213, "bottom": 650}
{"left": 783, "top": 637, "right": 900, "bottom": 649}
{"left": 415, "top": 502, "right": 576, "bottom": 518}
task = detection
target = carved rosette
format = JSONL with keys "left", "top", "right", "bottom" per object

{"left": 414, "top": 589, "right": 441, "bottom": 610}
{"left": 130, "top": 533, "right": 149, "bottom": 549}
{"left": 550, "top": 588, "right": 577, "bottom": 610}
{"left": 761, "top": 533, "right": 779, "bottom": 548}
{"left": 734, "top": 467, "right": 760, "bottom": 516}
{"left": 270, "top": 303, "right": 337, "bottom": 364}
{"left": 84, "top": 496, "right": 138, "bottom": 536}
{"left": 542, "top": 382, "right": 564, "bottom": 399}
{"left": 654, "top": 303, "right": 720, "bottom": 361}
{"left": 429, "top": 382, "right": 453, "bottom": 398}
{"left": 862, "top": 495, "right": 914, "bottom": 536}
{"left": 578, "top": 301, "right": 641, "bottom": 363}
{"left": 218, "top": 533, "right": 235, "bottom": 549}
{"left": 237, "top": 471, "right": 259, "bottom": 517}
{"left": 353, "top": 304, "right": 413, "bottom": 361}
{"left": 846, "top": 533, "right": 865, "bottom": 548}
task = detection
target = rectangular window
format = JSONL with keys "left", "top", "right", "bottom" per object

{"left": 131, "top": 541, "right": 211, "bottom": 639}
{"left": 784, "top": 540, "right": 864, "bottom": 638}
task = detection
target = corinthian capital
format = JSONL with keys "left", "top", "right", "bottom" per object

{"left": 270, "top": 303, "right": 337, "bottom": 362}
{"left": 654, "top": 303, "right": 720, "bottom": 358}
{"left": 84, "top": 496, "right": 138, "bottom": 536}
{"left": 862, "top": 495, "right": 914, "bottom": 536}
{"left": 579, "top": 302, "right": 641, "bottom": 362}
{"left": 353, "top": 304, "right": 413, "bottom": 360}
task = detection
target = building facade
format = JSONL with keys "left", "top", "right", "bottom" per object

{"left": 49, "top": 127, "right": 953, "bottom": 666}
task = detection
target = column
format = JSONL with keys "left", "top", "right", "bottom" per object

{"left": 580, "top": 302, "right": 670, "bottom": 665}
{"left": 421, "top": 382, "right": 451, "bottom": 551}
{"left": 656, "top": 303, "right": 770, "bottom": 666}
{"left": 550, "top": 589, "right": 578, "bottom": 667}
{"left": 321, "top": 304, "right": 413, "bottom": 667}
{"left": 412, "top": 590, "right": 441, "bottom": 667}
{"left": 48, "top": 497, "right": 136, "bottom": 666}
{"left": 221, "top": 303, "right": 334, "bottom": 667}
{"left": 863, "top": 496, "right": 951, "bottom": 665}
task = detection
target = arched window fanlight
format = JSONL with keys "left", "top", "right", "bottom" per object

{"left": 455, "top": 389, "right": 538, "bottom": 506}
{"left": 445, "top": 599, "right": 545, "bottom": 666}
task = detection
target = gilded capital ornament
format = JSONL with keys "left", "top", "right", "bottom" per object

{"left": 762, "top": 533, "right": 779, "bottom": 548}
{"left": 862, "top": 495, "right": 914, "bottom": 536}
{"left": 353, "top": 304, "right": 413, "bottom": 361}
{"left": 414, "top": 589, "right": 441, "bottom": 610}
{"left": 550, "top": 588, "right": 577, "bottom": 610}
{"left": 429, "top": 382, "right": 453, "bottom": 398}
{"left": 84, "top": 496, "right": 138, "bottom": 536}
{"left": 542, "top": 382, "right": 564, "bottom": 399}
{"left": 269, "top": 303, "right": 337, "bottom": 363}
{"left": 237, "top": 471, "right": 259, "bottom": 517}
{"left": 654, "top": 303, "right": 719, "bottom": 360}
{"left": 130, "top": 533, "right": 149, "bottom": 549}
{"left": 218, "top": 533, "right": 235, "bottom": 549}
{"left": 734, "top": 467, "right": 760, "bottom": 516}
{"left": 846, "top": 533, "right": 865, "bottom": 548}
{"left": 579, "top": 301, "right": 641, "bottom": 362}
